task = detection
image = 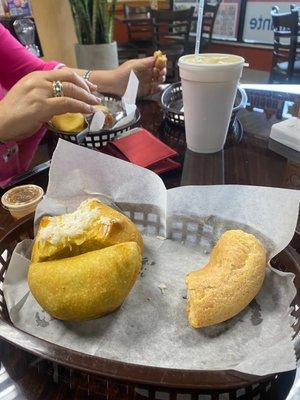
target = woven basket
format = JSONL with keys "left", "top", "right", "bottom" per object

{"left": 0, "top": 213, "right": 299, "bottom": 399}
{"left": 160, "top": 83, "right": 248, "bottom": 129}
{"left": 47, "top": 94, "right": 141, "bottom": 150}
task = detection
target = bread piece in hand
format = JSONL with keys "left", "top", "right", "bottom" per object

{"left": 154, "top": 50, "right": 167, "bottom": 69}
{"left": 28, "top": 242, "right": 141, "bottom": 320}
{"left": 31, "top": 199, "right": 143, "bottom": 262}
{"left": 185, "top": 230, "right": 267, "bottom": 328}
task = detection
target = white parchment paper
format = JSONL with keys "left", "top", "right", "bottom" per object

{"left": 3, "top": 140, "right": 300, "bottom": 376}
{"left": 91, "top": 70, "right": 138, "bottom": 131}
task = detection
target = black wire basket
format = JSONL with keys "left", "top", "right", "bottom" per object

{"left": 47, "top": 94, "right": 141, "bottom": 150}
{"left": 161, "top": 82, "right": 248, "bottom": 128}
{"left": 0, "top": 215, "right": 299, "bottom": 400}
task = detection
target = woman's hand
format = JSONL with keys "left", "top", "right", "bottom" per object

{"left": 0, "top": 68, "right": 100, "bottom": 142}
{"left": 114, "top": 57, "right": 166, "bottom": 97}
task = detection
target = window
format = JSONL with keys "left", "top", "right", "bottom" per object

{"left": 172, "top": 0, "right": 300, "bottom": 45}
{"left": 243, "top": 0, "right": 300, "bottom": 44}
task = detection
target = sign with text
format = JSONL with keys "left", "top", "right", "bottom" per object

{"left": 173, "top": 0, "right": 240, "bottom": 40}
{"left": 243, "top": 0, "right": 300, "bottom": 44}
{"left": 213, "top": 0, "right": 240, "bottom": 40}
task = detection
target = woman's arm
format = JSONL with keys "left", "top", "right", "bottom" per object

{"left": 0, "top": 23, "right": 165, "bottom": 97}
{"left": 70, "top": 57, "right": 166, "bottom": 98}
{"left": 0, "top": 23, "right": 63, "bottom": 91}
{"left": 70, "top": 68, "right": 117, "bottom": 94}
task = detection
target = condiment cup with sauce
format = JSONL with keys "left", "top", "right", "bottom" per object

{"left": 1, "top": 184, "right": 44, "bottom": 219}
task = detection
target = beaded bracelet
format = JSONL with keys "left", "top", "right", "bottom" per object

{"left": 83, "top": 70, "right": 93, "bottom": 82}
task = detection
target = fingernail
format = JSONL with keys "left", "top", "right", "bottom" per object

{"left": 90, "top": 95, "right": 100, "bottom": 104}
{"left": 95, "top": 96, "right": 102, "bottom": 103}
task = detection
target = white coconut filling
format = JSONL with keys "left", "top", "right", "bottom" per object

{"left": 38, "top": 199, "right": 102, "bottom": 245}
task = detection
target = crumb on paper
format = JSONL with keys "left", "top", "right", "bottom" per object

{"left": 158, "top": 283, "right": 167, "bottom": 294}
{"left": 142, "top": 256, "right": 155, "bottom": 274}
{"left": 156, "top": 236, "right": 166, "bottom": 241}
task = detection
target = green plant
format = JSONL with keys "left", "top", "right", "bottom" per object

{"left": 70, "top": 0, "right": 117, "bottom": 44}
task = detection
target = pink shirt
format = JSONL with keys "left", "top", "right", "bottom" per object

{"left": 0, "top": 23, "right": 63, "bottom": 187}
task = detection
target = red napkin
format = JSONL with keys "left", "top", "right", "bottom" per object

{"left": 102, "top": 128, "right": 180, "bottom": 174}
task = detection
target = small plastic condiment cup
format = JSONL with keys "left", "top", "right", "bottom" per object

{"left": 1, "top": 184, "right": 44, "bottom": 220}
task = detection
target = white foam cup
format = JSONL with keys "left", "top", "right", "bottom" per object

{"left": 178, "top": 54, "right": 245, "bottom": 153}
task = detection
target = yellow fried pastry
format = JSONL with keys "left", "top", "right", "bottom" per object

{"left": 28, "top": 242, "right": 141, "bottom": 320}
{"left": 154, "top": 50, "right": 167, "bottom": 69}
{"left": 186, "top": 230, "right": 267, "bottom": 328}
{"left": 51, "top": 113, "right": 86, "bottom": 133}
{"left": 31, "top": 199, "right": 143, "bottom": 262}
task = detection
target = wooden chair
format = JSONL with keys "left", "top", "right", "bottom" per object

{"left": 122, "top": 5, "right": 152, "bottom": 56}
{"left": 187, "top": 0, "right": 221, "bottom": 53}
{"left": 290, "top": 4, "right": 300, "bottom": 13}
{"left": 290, "top": 3, "right": 300, "bottom": 55}
{"left": 150, "top": 7, "right": 194, "bottom": 81}
{"left": 117, "top": 46, "right": 139, "bottom": 65}
{"left": 269, "top": 6, "right": 300, "bottom": 83}
{"left": 201, "top": 0, "right": 221, "bottom": 50}
{"left": 118, "top": 5, "right": 150, "bottom": 63}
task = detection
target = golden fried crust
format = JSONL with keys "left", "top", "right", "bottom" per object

{"left": 154, "top": 50, "right": 167, "bottom": 69}
{"left": 28, "top": 242, "right": 141, "bottom": 321}
{"left": 51, "top": 113, "right": 86, "bottom": 133}
{"left": 185, "top": 230, "right": 267, "bottom": 328}
{"left": 31, "top": 200, "right": 143, "bottom": 263}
